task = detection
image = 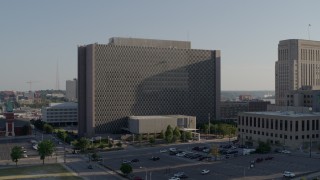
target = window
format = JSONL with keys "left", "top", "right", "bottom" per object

{"left": 280, "top": 120, "right": 283, "bottom": 130}
{"left": 250, "top": 130, "right": 252, "bottom": 133}
{"left": 254, "top": 131, "right": 256, "bottom": 134}
{"left": 275, "top": 119, "right": 278, "bottom": 130}
{"left": 295, "top": 121, "right": 299, "bottom": 131}
{"left": 302, "top": 135, "right": 304, "bottom": 139}
{"left": 280, "top": 134, "right": 282, "bottom": 138}
{"left": 270, "top": 133, "right": 273, "bottom": 137}
{"left": 246, "top": 117, "right": 248, "bottom": 126}
{"left": 295, "top": 136, "right": 299, "bottom": 140}
{"left": 258, "top": 118, "right": 260, "bottom": 128}
{"left": 307, "top": 120, "right": 310, "bottom": 131}
{"left": 290, "top": 136, "right": 292, "bottom": 140}
{"left": 290, "top": 121, "right": 292, "bottom": 131}
{"left": 242, "top": 117, "right": 244, "bottom": 126}
{"left": 262, "top": 118, "right": 265, "bottom": 128}
{"left": 254, "top": 118, "right": 256, "bottom": 127}
{"left": 302, "top": 120, "right": 305, "bottom": 131}
{"left": 307, "top": 135, "right": 309, "bottom": 139}
{"left": 266, "top": 133, "right": 269, "bottom": 136}
{"left": 250, "top": 117, "right": 252, "bottom": 127}
{"left": 312, "top": 120, "right": 315, "bottom": 130}
{"left": 317, "top": 120, "right": 319, "bottom": 130}
{"left": 267, "top": 119, "right": 270, "bottom": 129}
{"left": 285, "top": 120, "right": 288, "bottom": 131}
{"left": 275, "top": 134, "right": 278, "bottom": 137}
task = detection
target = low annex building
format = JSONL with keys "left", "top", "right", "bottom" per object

{"left": 238, "top": 111, "right": 320, "bottom": 148}
{"left": 42, "top": 102, "right": 78, "bottom": 126}
{"left": 128, "top": 115, "right": 196, "bottom": 134}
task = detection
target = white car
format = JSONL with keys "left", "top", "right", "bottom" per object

{"left": 32, "top": 145, "right": 38, "bottom": 150}
{"left": 168, "top": 177, "right": 180, "bottom": 180}
{"left": 176, "top": 152, "right": 186, "bottom": 157}
{"left": 281, "top": 150, "right": 291, "bottom": 154}
{"left": 23, "top": 154, "right": 28, "bottom": 158}
{"left": 160, "top": 149, "right": 168, "bottom": 153}
{"left": 174, "top": 172, "right": 185, "bottom": 177}
{"left": 201, "top": 169, "right": 210, "bottom": 174}
{"left": 169, "top": 148, "right": 177, "bottom": 152}
{"left": 283, "top": 171, "right": 295, "bottom": 177}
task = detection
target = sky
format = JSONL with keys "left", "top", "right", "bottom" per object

{"left": 0, "top": 0, "right": 319, "bottom": 91}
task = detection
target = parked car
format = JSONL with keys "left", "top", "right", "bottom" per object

{"left": 160, "top": 149, "right": 168, "bottom": 153}
{"left": 265, "top": 156, "right": 274, "bottom": 160}
{"left": 87, "top": 165, "right": 93, "bottom": 169}
{"left": 281, "top": 150, "right": 291, "bottom": 154}
{"left": 131, "top": 159, "right": 139, "bottom": 163}
{"left": 283, "top": 171, "right": 295, "bottom": 177}
{"left": 176, "top": 152, "right": 186, "bottom": 157}
{"left": 169, "top": 177, "right": 180, "bottom": 180}
{"left": 122, "top": 160, "right": 131, "bottom": 164}
{"left": 169, "top": 148, "right": 177, "bottom": 152}
{"left": 23, "top": 154, "right": 28, "bottom": 158}
{"left": 150, "top": 156, "right": 160, "bottom": 161}
{"left": 174, "top": 172, "right": 185, "bottom": 177}
{"left": 201, "top": 169, "right": 210, "bottom": 174}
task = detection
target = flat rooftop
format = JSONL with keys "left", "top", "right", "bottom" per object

{"left": 242, "top": 111, "right": 320, "bottom": 117}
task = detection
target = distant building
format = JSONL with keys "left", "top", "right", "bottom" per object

{"left": 78, "top": 37, "right": 221, "bottom": 136}
{"left": 286, "top": 87, "right": 320, "bottom": 112}
{"left": 220, "top": 100, "right": 270, "bottom": 121}
{"left": 238, "top": 111, "right": 320, "bottom": 148}
{"left": 239, "top": 95, "right": 252, "bottom": 101}
{"left": 42, "top": 102, "right": 78, "bottom": 126}
{"left": 66, "top": 79, "right": 78, "bottom": 102}
{"left": 276, "top": 39, "right": 320, "bottom": 106}
{"left": 128, "top": 115, "right": 196, "bottom": 134}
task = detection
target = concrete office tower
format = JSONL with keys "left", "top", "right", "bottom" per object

{"left": 275, "top": 39, "right": 320, "bottom": 106}
{"left": 78, "top": 37, "right": 221, "bottom": 136}
{"left": 66, "top": 79, "right": 77, "bottom": 102}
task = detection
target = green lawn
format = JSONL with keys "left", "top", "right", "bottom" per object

{"left": 0, "top": 163, "right": 82, "bottom": 180}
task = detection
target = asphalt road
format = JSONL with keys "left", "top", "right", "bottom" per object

{"left": 99, "top": 141, "right": 320, "bottom": 180}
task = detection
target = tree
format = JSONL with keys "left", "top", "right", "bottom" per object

{"left": 57, "top": 130, "right": 67, "bottom": 142}
{"left": 159, "top": 130, "right": 165, "bottom": 139}
{"left": 210, "top": 144, "right": 220, "bottom": 159}
{"left": 173, "top": 127, "right": 181, "bottom": 142}
{"left": 165, "top": 125, "right": 173, "bottom": 143}
{"left": 120, "top": 163, "right": 132, "bottom": 175}
{"left": 256, "top": 141, "right": 271, "bottom": 154}
{"left": 38, "top": 140, "right": 55, "bottom": 164}
{"left": 74, "top": 137, "right": 90, "bottom": 152}
{"left": 11, "top": 146, "right": 23, "bottom": 166}
{"left": 149, "top": 137, "right": 155, "bottom": 144}
{"left": 43, "top": 124, "right": 53, "bottom": 134}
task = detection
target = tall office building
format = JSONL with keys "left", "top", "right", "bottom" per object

{"left": 78, "top": 37, "right": 221, "bottom": 136}
{"left": 275, "top": 39, "right": 320, "bottom": 106}
{"left": 66, "top": 79, "right": 77, "bottom": 102}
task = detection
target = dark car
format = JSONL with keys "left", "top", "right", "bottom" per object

{"left": 88, "top": 165, "right": 93, "bottom": 169}
{"left": 255, "top": 158, "right": 263, "bottom": 163}
{"left": 265, "top": 156, "right": 274, "bottom": 160}
{"left": 179, "top": 174, "right": 189, "bottom": 179}
{"left": 192, "top": 146, "right": 200, "bottom": 151}
{"left": 170, "top": 151, "right": 178, "bottom": 155}
{"left": 131, "top": 159, "right": 139, "bottom": 163}
{"left": 151, "top": 156, "right": 160, "bottom": 161}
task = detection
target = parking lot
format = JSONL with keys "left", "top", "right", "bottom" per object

{"left": 100, "top": 142, "right": 320, "bottom": 180}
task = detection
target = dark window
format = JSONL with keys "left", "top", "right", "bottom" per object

{"left": 295, "top": 121, "right": 299, "bottom": 131}
{"left": 262, "top": 132, "right": 264, "bottom": 135}
{"left": 250, "top": 117, "right": 252, "bottom": 127}
{"left": 275, "top": 119, "right": 278, "bottom": 130}
{"left": 317, "top": 134, "right": 319, "bottom": 138}
{"left": 262, "top": 118, "right": 265, "bottom": 128}
{"left": 254, "top": 131, "right": 256, "bottom": 134}
{"left": 307, "top": 135, "right": 309, "bottom": 139}
{"left": 266, "top": 133, "right": 269, "bottom": 136}
{"left": 317, "top": 120, "right": 319, "bottom": 130}
{"left": 249, "top": 130, "right": 252, "bottom": 133}
{"left": 258, "top": 118, "right": 260, "bottom": 128}
{"left": 312, "top": 134, "right": 315, "bottom": 138}
{"left": 280, "top": 134, "right": 282, "bottom": 138}
{"left": 270, "top": 133, "right": 273, "bottom": 137}
{"left": 268, "top": 119, "right": 271, "bottom": 129}
{"left": 246, "top": 129, "right": 248, "bottom": 133}
{"left": 285, "top": 120, "right": 288, "bottom": 131}
{"left": 284, "top": 135, "right": 287, "bottom": 139}
{"left": 295, "top": 136, "right": 299, "bottom": 140}
{"left": 302, "top": 135, "right": 304, "bottom": 139}
{"left": 290, "top": 136, "right": 292, "bottom": 140}
{"left": 242, "top": 117, "right": 244, "bottom": 126}
{"left": 254, "top": 118, "right": 256, "bottom": 127}
{"left": 312, "top": 120, "right": 315, "bottom": 130}
{"left": 290, "top": 121, "right": 293, "bottom": 131}
{"left": 258, "top": 131, "right": 260, "bottom": 135}
{"left": 246, "top": 117, "right": 248, "bottom": 126}
{"left": 242, "top": 129, "right": 244, "bottom": 132}
{"left": 302, "top": 120, "right": 305, "bottom": 131}
{"left": 307, "top": 120, "right": 310, "bottom": 131}
{"left": 280, "top": 120, "right": 283, "bottom": 130}
{"left": 275, "top": 134, "right": 277, "bottom": 137}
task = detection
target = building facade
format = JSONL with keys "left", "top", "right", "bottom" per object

{"left": 238, "top": 111, "right": 320, "bottom": 148}
{"left": 66, "top": 79, "right": 78, "bottom": 102}
{"left": 286, "top": 88, "right": 320, "bottom": 112}
{"left": 128, "top": 115, "right": 196, "bottom": 134}
{"left": 78, "top": 37, "right": 221, "bottom": 136}
{"left": 220, "top": 100, "right": 270, "bottom": 121}
{"left": 42, "top": 102, "right": 78, "bottom": 126}
{"left": 275, "top": 39, "right": 320, "bottom": 106}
